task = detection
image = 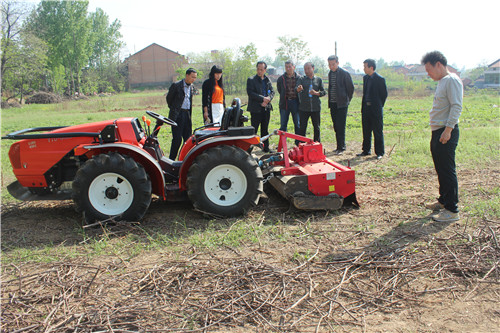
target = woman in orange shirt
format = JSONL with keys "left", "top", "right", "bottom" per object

{"left": 202, "top": 65, "right": 225, "bottom": 125}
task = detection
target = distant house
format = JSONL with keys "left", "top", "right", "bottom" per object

{"left": 475, "top": 75, "right": 485, "bottom": 89}
{"left": 125, "top": 43, "right": 188, "bottom": 88}
{"left": 484, "top": 59, "right": 500, "bottom": 88}
{"left": 407, "top": 64, "right": 460, "bottom": 80}
{"left": 389, "top": 65, "right": 410, "bottom": 75}
{"left": 462, "top": 77, "right": 473, "bottom": 88}
{"left": 342, "top": 66, "right": 356, "bottom": 76}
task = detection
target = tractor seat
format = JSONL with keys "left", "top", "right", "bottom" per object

{"left": 191, "top": 126, "right": 255, "bottom": 145}
{"left": 220, "top": 101, "right": 245, "bottom": 130}
{"left": 226, "top": 126, "right": 255, "bottom": 136}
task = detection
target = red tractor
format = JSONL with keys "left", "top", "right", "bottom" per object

{"left": 2, "top": 99, "right": 357, "bottom": 222}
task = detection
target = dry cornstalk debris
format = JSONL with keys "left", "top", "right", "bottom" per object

{"left": 2, "top": 223, "right": 498, "bottom": 332}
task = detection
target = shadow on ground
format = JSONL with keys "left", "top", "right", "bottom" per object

{"left": 324, "top": 213, "right": 454, "bottom": 262}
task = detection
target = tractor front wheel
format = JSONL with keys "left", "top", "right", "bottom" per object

{"left": 72, "top": 152, "right": 152, "bottom": 223}
{"left": 186, "top": 145, "right": 263, "bottom": 216}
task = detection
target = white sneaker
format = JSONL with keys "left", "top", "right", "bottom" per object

{"left": 432, "top": 209, "right": 459, "bottom": 222}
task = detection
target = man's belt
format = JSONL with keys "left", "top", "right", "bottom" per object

{"left": 181, "top": 108, "right": 190, "bottom": 111}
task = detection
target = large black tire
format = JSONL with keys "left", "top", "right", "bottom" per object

{"left": 72, "top": 153, "right": 152, "bottom": 223}
{"left": 186, "top": 145, "right": 263, "bottom": 216}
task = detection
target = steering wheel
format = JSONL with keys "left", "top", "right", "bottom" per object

{"left": 146, "top": 110, "right": 177, "bottom": 127}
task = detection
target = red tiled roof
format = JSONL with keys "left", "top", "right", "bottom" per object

{"left": 488, "top": 59, "right": 500, "bottom": 68}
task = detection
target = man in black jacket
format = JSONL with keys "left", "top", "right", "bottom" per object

{"left": 166, "top": 68, "right": 197, "bottom": 160}
{"left": 247, "top": 61, "right": 275, "bottom": 152}
{"left": 296, "top": 62, "right": 326, "bottom": 143}
{"left": 328, "top": 55, "right": 354, "bottom": 155}
{"left": 357, "top": 59, "right": 388, "bottom": 160}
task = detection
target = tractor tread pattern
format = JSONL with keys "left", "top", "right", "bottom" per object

{"left": 72, "top": 152, "right": 152, "bottom": 223}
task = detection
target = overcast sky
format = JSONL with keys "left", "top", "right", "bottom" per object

{"left": 89, "top": 0, "right": 498, "bottom": 71}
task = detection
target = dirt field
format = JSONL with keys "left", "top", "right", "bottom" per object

{"left": 1, "top": 152, "right": 499, "bottom": 332}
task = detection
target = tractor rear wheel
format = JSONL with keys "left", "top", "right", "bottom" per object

{"left": 187, "top": 145, "right": 263, "bottom": 216}
{"left": 72, "top": 152, "right": 152, "bottom": 223}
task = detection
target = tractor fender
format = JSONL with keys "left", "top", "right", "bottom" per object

{"left": 77, "top": 143, "right": 166, "bottom": 199}
{"left": 178, "top": 135, "right": 260, "bottom": 190}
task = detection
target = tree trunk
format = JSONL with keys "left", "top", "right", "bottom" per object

{"left": 70, "top": 67, "right": 76, "bottom": 95}
{"left": 20, "top": 76, "right": 24, "bottom": 103}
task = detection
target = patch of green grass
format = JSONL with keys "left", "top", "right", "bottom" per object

{"left": 292, "top": 248, "right": 315, "bottom": 263}
{"left": 187, "top": 218, "right": 279, "bottom": 249}
{"left": 462, "top": 186, "right": 500, "bottom": 219}
{"left": 3, "top": 244, "right": 81, "bottom": 264}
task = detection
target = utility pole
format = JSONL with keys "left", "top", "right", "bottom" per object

{"left": 335, "top": 41, "right": 337, "bottom": 56}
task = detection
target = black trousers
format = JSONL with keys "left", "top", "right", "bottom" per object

{"left": 298, "top": 111, "right": 321, "bottom": 143}
{"left": 169, "top": 110, "right": 192, "bottom": 160}
{"left": 361, "top": 105, "right": 384, "bottom": 156}
{"left": 330, "top": 104, "right": 348, "bottom": 150}
{"left": 251, "top": 111, "right": 270, "bottom": 150}
{"left": 431, "top": 125, "right": 459, "bottom": 213}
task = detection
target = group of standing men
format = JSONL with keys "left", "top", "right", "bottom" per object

{"left": 165, "top": 51, "right": 462, "bottom": 223}
{"left": 250, "top": 56, "right": 387, "bottom": 159}
{"left": 164, "top": 56, "right": 390, "bottom": 160}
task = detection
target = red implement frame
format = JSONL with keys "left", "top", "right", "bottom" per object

{"left": 271, "top": 130, "right": 355, "bottom": 200}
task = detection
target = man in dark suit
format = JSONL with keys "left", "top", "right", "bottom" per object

{"left": 357, "top": 59, "right": 388, "bottom": 160}
{"left": 166, "top": 68, "right": 197, "bottom": 160}
{"left": 246, "top": 61, "right": 275, "bottom": 152}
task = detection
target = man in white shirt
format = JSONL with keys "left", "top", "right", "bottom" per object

{"left": 422, "top": 51, "right": 463, "bottom": 222}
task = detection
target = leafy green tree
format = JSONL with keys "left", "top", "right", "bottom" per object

{"left": 50, "top": 63, "right": 67, "bottom": 94}
{"left": 25, "top": 1, "right": 124, "bottom": 94}
{"left": 10, "top": 32, "right": 49, "bottom": 101}
{"left": 376, "top": 58, "right": 387, "bottom": 70}
{"left": 378, "top": 67, "right": 405, "bottom": 82}
{"left": 88, "top": 8, "right": 123, "bottom": 72}
{"left": 26, "top": 0, "right": 92, "bottom": 94}
{"left": 84, "top": 8, "right": 125, "bottom": 93}
{"left": 1, "top": 0, "right": 32, "bottom": 98}
{"left": 1, "top": 1, "right": 48, "bottom": 102}
{"left": 275, "top": 35, "right": 311, "bottom": 66}
{"left": 269, "top": 56, "right": 284, "bottom": 68}
{"left": 463, "top": 64, "right": 487, "bottom": 81}
{"left": 308, "top": 55, "right": 328, "bottom": 76}
{"left": 239, "top": 43, "right": 259, "bottom": 63}
{"left": 174, "top": 44, "right": 259, "bottom": 95}
{"left": 230, "top": 43, "right": 259, "bottom": 94}
{"left": 389, "top": 60, "right": 405, "bottom": 66}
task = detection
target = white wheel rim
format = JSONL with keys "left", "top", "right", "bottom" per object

{"left": 204, "top": 164, "right": 247, "bottom": 207}
{"left": 88, "top": 172, "right": 134, "bottom": 215}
